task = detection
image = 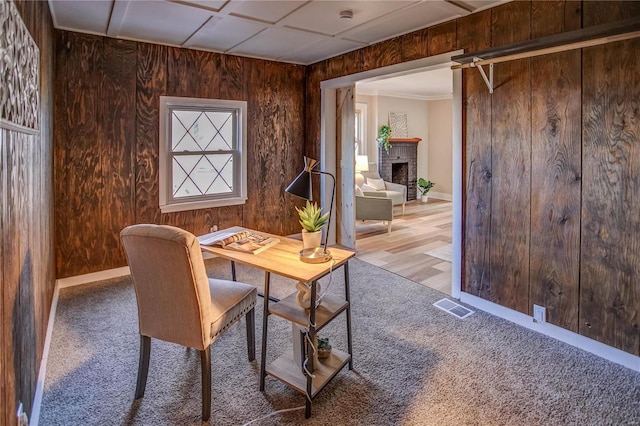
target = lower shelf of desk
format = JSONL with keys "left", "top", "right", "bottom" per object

{"left": 265, "top": 348, "right": 351, "bottom": 398}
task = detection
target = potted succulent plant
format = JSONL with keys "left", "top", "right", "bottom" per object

{"left": 296, "top": 200, "right": 330, "bottom": 249}
{"left": 377, "top": 125, "right": 392, "bottom": 154}
{"left": 417, "top": 178, "right": 435, "bottom": 203}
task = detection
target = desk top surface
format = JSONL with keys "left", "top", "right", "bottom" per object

{"left": 199, "top": 226, "right": 355, "bottom": 283}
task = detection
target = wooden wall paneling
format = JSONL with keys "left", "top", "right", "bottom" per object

{"left": 427, "top": 20, "right": 457, "bottom": 56}
{"left": 580, "top": 38, "right": 640, "bottom": 355}
{"left": 530, "top": 51, "right": 581, "bottom": 328}
{"left": 135, "top": 43, "right": 166, "bottom": 225}
{"left": 36, "top": 0, "right": 55, "bottom": 367}
{"left": 57, "top": 32, "right": 105, "bottom": 277}
{"left": 280, "top": 64, "right": 306, "bottom": 236}
{"left": 532, "top": 1, "right": 581, "bottom": 36}
{"left": 244, "top": 59, "right": 265, "bottom": 233}
{"left": 583, "top": 0, "right": 640, "bottom": 27}
{"left": 217, "top": 54, "right": 247, "bottom": 229}
{"left": 53, "top": 30, "right": 70, "bottom": 278}
{"left": 360, "top": 38, "right": 402, "bottom": 72}
{"left": 219, "top": 54, "right": 245, "bottom": 101}
{"left": 305, "top": 66, "right": 322, "bottom": 162}
{"left": 401, "top": 28, "right": 428, "bottom": 62}
{"left": 100, "top": 38, "right": 136, "bottom": 271}
{"left": 3, "top": 131, "right": 37, "bottom": 423}
{"left": 457, "top": 9, "right": 492, "bottom": 297}
{"left": 325, "top": 54, "right": 346, "bottom": 81}
{"left": 529, "top": 2, "right": 582, "bottom": 330}
{"left": 2, "top": 131, "right": 17, "bottom": 426}
{"left": 338, "top": 49, "right": 362, "bottom": 78}
{"left": 488, "top": 1, "right": 531, "bottom": 313}
{"left": 244, "top": 60, "right": 299, "bottom": 235}
{"left": 0, "top": 129, "right": 4, "bottom": 425}
{"left": 18, "top": 132, "right": 36, "bottom": 419}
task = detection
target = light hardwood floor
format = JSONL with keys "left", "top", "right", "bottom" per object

{"left": 355, "top": 199, "right": 453, "bottom": 295}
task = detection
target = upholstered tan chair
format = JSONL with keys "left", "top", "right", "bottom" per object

{"left": 120, "top": 224, "right": 257, "bottom": 422}
{"left": 355, "top": 164, "right": 407, "bottom": 216}
{"left": 355, "top": 187, "right": 394, "bottom": 233}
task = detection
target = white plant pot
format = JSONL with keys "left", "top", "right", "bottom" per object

{"left": 420, "top": 194, "right": 429, "bottom": 203}
{"left": 301, "top": 229, "right": 322, "bottom": 249}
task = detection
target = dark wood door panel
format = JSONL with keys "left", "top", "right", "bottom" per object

{"left": 580, "top": 39, "right": 640, "bottom": 355}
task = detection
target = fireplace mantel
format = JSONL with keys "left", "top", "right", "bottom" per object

{"left": 389, "top": 137, "right": 422, "bottom": 143}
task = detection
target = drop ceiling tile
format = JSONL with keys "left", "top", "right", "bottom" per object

{"left": 280, "top": 1, "right": 417, "bottom": 37}
{"left": 115, "top": 1, "right": 212, "bottom": 45}
{"left": 49, "top": 0, "right": 113, "bottom": 34}
{"left": 279, "top": 38, "right": 364, "bottom": 64}
{"left": 174, "top": 0, "right": 228, "bottom": 13}
{"left": 227, "top": 1, "right": 307, "bottom": 24}
{"left": 228, "top": 27, "right": 323, "bottom": 61}
{"left": 342, "top": 1, "right": 462, "bottom": 43}
{"left": 185, "top": 15, "right": 267, "bottom": 51}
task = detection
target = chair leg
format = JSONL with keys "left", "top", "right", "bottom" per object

{"left": 387, "top": 221, "right": 392, "bottom": 234}
{"left": 402, "top": 203, "right": 405, "bottom": 216}
{"left": 246, "top": 308, "right": 256, "bottom": 361}
{"left": 200, "top": 347, "right": 211, "bottom": 422}
{"left": 135, "top": 335, "right": 151, "bottom": 399}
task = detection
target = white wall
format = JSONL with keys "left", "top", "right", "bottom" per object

{"left": 427, "top": 99, "right": 453, "bottom": 197}
{"left": 375, "top": 96, "right": 428, "bottom": 179}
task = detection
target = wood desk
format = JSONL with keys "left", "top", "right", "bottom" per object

{"left": 199, "top": 227, "right": 355, "bottom": 418}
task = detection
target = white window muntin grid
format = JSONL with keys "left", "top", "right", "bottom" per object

{"left": 159, "top": 97, "right": 247, "bottom": 213}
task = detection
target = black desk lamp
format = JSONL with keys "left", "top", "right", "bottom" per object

{"left": 285, "top": 156, "right": 336, "bottom": 263}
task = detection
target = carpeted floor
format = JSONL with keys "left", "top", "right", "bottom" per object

{"left": 39, "top": 257, "right": 640, "bottom": 425}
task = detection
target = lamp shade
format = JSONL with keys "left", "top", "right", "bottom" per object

{"left": 285, "top": 156, "right": 317, "bottom": 200}
{"left": 355, "top": 155, "right": 369, "bottom": 172}
{"left": 285, "top": 170, "right": 312, "bottom": 200}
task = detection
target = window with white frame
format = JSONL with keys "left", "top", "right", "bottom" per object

{"left": 159, "top": 96, "right": 247, "bottom": 213}
{"left": 355, "top": 102, "right": 367, "bottom": 155}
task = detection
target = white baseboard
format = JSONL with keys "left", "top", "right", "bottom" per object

{"left": 428, "top": 191, "right": 452, "bottom": 201}
{"left": 56, "top": 253, "right": 218, "bottom": 289}
{"left": 460, "top": 292, "right": 640, "bottom": 372}
{"left": 56, "top": 266, "right": 131, "bottom": 288}
{"left": 30, "top": 283, "right": 60, "bottom": 426}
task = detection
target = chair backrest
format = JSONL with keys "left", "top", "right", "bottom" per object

{"left": 361, "top": 164, "right": 382, "bottom": 181}
{"left": 121, "top": 224, "right": 213, "bottom": 350}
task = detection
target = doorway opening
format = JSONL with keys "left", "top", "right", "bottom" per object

{"left": 320, "top": 51, "right": 463, "bottom": 298}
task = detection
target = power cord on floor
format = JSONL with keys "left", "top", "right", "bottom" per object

{"left": 241, "top": 406, "right": 305, "bottom": 425}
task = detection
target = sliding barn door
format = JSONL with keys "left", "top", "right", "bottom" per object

{"left": 336, "top": 86, "right": 356, "bottom": 248}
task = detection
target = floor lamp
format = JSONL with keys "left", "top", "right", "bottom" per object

{"left": 285, "top": 156, "right": 336, "bottom": 263}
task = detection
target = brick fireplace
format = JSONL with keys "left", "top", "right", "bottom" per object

{"left": 378, "top": 138, "right": 420, "bottom": 200}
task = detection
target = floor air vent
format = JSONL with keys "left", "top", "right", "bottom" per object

{"left": 433, "top": 298, "right": 474, "bottom": 319}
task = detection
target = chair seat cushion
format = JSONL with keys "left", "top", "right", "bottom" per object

{"left": 209, "top": 279, "right": 257, "bottom": 341}
{"left": 379, "top": 190, "right": 404, "bottom": 206}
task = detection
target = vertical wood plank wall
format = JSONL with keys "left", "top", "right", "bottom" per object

{"left": 3, "top": 1, "right": 637, "bottom": 423}
{"left": 306, "top": 1, "right": 640, "bottom": 356}
{"left": 1, "top": 2, "right": 55, "bottom": 424}
{"left": 54, "top": 33, "right": 306, "bottom": 278}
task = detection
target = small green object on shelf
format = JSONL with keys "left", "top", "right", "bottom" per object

{"left": 317, "top": 337, "right": 332, "bottom": 359}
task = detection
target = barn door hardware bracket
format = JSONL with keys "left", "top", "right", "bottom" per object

{"left": 470, "top": 58, "right": 493, "bottom": 94}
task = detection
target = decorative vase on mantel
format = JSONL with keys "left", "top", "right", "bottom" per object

{"left": 302, "top": 229, "right": 322, "bottom": 249}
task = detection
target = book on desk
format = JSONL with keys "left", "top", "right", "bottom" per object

{"left": 198, "top": 229, "right": 280, "bottom": 255}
